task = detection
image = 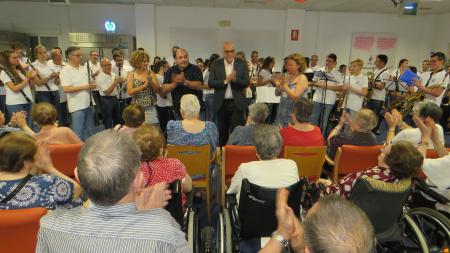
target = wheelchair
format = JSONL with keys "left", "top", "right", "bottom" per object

{"left": 349, "top": 176, "right": 450, "bottom": 253}
{"left": 165, "top": 180, "right": 200, "bottom": 252}
{"left": 405, "top": 178, "right": 450, "bottom": 253}
{"left": 217, "top": 177, "right": 321, "bottom": 253}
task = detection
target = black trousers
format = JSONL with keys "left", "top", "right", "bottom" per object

{"left": 217, "top": 100, "right": 245, "bottom": 146}
{"left": 156, "top": 105, "right": 174, "bottom": 134}
{"left": 367, "top": 99, "right": 384, "bottom": 132}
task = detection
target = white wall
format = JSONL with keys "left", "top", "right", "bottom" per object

{"left": 154, "top": 6, "right": 288, "bottom": 70}
{"left": 303, "top": 11, "right": 438, "bottom": 68}
{"left": 1, "top": 1, "right": 449, "bottom": 70}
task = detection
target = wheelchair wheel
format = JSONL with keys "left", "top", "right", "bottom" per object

{"left": 402, "top": 214, "right": 429, "bottom": 253}
{"left": 187, "top": 210, "right": 199, "bottom": 253}
{"left": 222, "top": 208, "right": 233, "bottom": 253}
{"left": 408, "top": 207, "right": 450, "bottom": 252}
{"left": 216, "top": 212, "right": 224, "bottom": 253}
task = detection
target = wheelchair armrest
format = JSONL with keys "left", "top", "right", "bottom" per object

{"left": 413, "top": 177, "right": 450, "bottom": 204}
{"left": 226, "top": 194, "right": 238, "bottom": 208}
{"left": 185, "top": 189, "right": 195, "bottom": 210}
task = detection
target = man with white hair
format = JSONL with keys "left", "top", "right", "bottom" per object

{"left": 209, "top": 41, "right": 250, "bottom": 146}
{"left": 37, "top": 130, "right": 189, "bottom": 253}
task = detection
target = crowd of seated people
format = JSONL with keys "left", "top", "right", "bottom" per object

{"left": 0, "top": 47, "right": 448, "bottom": 253}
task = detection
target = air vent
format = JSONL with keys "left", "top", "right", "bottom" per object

{"left": 48, "top": 0, "right": 70, "bottom": 5}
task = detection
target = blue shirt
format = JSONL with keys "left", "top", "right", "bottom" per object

{"left": 167, "top": 120, "right": 218, "bottom": 154}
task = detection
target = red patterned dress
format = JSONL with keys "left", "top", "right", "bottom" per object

{"left": 326, "top": 166, "right": 400, "bottom": 199}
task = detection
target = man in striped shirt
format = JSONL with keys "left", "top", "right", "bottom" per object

{"left": 36, "top": 130, "right": 190, "bottom": 253}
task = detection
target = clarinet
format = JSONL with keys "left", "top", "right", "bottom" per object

{"left": 86, "top": 61, "right": 94, "bottom": 107}
{"left": 118, "top": 66, "right": 123, "bottom": 100}
{"left": 27, "top": 59, "right": 54, "bottom": 99}
{"left": 0, "top": 63, "right": 32, "bottom": 103}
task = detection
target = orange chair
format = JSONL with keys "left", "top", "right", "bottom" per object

{"left": 284, "top": 146, "right": 326, "bottom": 181}
{"left": 329, "top": 145, "right": 383, "bottom": 183}
{"left": 47, "top": 144, "right": 83, "bottom": 178}
{"left": 221, "top": 145, "right": 258, "bottom": 205}
{"left": 167, "top": 145, "right": 212, "bottom": 221}
{"left": 0, "top": 207, "right": 48, "bottom": 253}
{"left": 426, "top": 148, "right": 450, "bottom": 159}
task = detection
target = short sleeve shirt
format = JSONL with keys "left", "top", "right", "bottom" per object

{"left": 60, "top": 64, "right": 91, "bottom": 113}
{"left": 312, "top": 67, "right": 343, "bottom": 105}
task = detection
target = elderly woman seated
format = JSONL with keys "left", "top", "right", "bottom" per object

{"left": 319, "top": 140, "right": 423, "bottom": 199}
{"left": 133, "top": 124, "right": 192, "bottom": 205}
{"left": 0, "top": 110, "right": 21, "bottom": 136}
{"left": 167, "top": 94, "right": 218, "bottom": 154}
{"left": 280, "top": 97, "right": 324, "bottom": 150}
{"left": 0, "top": 132, "right": 82, "bottom": 209}
{"left": 14, "top": 102, "right": 82, "bottom": 144}
{"left": 227, "top": 103, "right": 269, "bottom": 146}
{"left": 227, "top": 124, "right": 299, "bottom": 202}
{"left": 327, "top": 109, "right": 378, "bottom": 160}
{"left": 114, "top": 104, "right": 146, "bottom": 136}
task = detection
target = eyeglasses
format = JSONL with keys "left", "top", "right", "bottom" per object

{"left": 224, "top": 50, "right": 235, "bottom": 53}
{"left": 71, "top": 54, "right": 81, "bottom": 57}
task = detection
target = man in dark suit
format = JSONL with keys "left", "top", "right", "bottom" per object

{"left": 209, "top": 42, "right": 250, "bottom": 146}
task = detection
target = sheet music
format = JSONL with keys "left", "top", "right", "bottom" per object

{"left": 256, "top": 86, "right": 280, "bottom": 104}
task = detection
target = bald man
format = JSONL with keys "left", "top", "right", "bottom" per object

{"left": 209, "top": 42, "right": 250, "bottom": 146}
{"left": 162, "top": 48, "right": 204, "bottom": 120}
{"left": 96, "top": 58, "right": 123, "bottom": 128}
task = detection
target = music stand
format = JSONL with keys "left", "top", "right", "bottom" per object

{"left": 304, "top": 72, "right": 315, "bottom": 100}
{"left": 315, "top": 70, "right": 338, "bottom": 131}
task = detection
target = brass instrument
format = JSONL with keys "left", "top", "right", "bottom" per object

{"left": 365, "top": 71, "right": 375, "bottom": 100}
{"left": 387, "top": 83, "right": 443, "bottom": 116}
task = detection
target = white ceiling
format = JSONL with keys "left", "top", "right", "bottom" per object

{"left": 4, "top": 0, "right": 450, "bottom": 14}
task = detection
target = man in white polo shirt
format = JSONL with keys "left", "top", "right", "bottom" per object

{"left": 60, "top": 46, "right": 96, "bottom": 141}
{"left": 96, "top": 58, "right": 122, "bottom": 129}
{"left": 310, "top": 53, "right": 343, "bottom": 136}
{"left": 414, "top": 52, "right": 449, "bottom": 106}
{"left": 367, "top": 54, "right": 390, "bottom": 134}
{"left": 111, "top": 52, "right": 133, "bottom": 123}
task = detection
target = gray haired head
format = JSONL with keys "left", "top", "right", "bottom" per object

{"left": 248, "top": 103, "right": 269, "bottom": 124}
{"left": 77, "top": 130, "right": 142, "bottom": 206}
{"left": 252, "top": 124, "right": 283, "bottom": 160}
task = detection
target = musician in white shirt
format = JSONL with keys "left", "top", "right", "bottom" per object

{"left": 60, "top": 47, "right": 96, "bottom": 141}
{"left": 32, "top": 45, "right": 60, "bottom": 112}
{"left": 310, "top": 54, "right": 321, "bottom": 72}
{"left": 310, "top": 53, "right": 343, "bottom": 135}
{"left": 367, "top": 54, "right": 390, "bottom": 134}
{"left": 250, "top": 50, "right": 260, "bottom": 78}
{"left": 111, "top": 53, "right": 133, "bottom": 122}
{"left": 342, "top": 59, "right": 369, "bottom": 118}
{"left": 414, "top": 52, "right": 449, "bottom": 106}
{"left": 111, "top": 48, "right": 132, "bottom": 69}
{"left": 49, "top": 48, "right": 69, "bottom": 126}
{"left": 96, "top": 58, "right": 122, "bottom": 129}
{"left": 0, "top": 49, "right": 38, "bottom": 127}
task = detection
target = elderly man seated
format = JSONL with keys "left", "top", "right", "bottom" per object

{"left": 260, "top": 192, "right": 375, "bottom": 253}
{"left": 227, "top": 124, "right": 299, "bottom": 202}
{"left": 36, "top": 130, "right": 189, "bottom": 253}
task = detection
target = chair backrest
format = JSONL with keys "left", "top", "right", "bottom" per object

{"left": 334, "top": 145, "right": 382, "bottom": 182}
{"left": 167, "top": 145, "right": 211, "bottom": 177}
{"left": 47, "top": 144, "right": 83, "bottom": 178}
{"left": 165, "top": 180, "right": 184, "bottom": 226}
{"left": 349, "top": 176, "right": 411, "bottom": 240}
{"left": 238, "top": 179, "right": 304, "bottom": 239}
{"left": 284, "top": 146, "right": 326, "bottom": 180}
{"left": 0, "top": 207, "right": 48, "bottom": 253}
{"left": 222, "top": 146, "right": 258, "bottom": 186}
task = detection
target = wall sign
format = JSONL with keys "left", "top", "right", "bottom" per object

{"left": 291, "top": 29, "right": 299, "bottom": 41}
{"left": 104, "top": 20, "right": 116, "bottom": 32}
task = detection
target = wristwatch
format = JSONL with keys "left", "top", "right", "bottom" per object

{"left": 272, "top": 232, "right": 289, "bottom": 248}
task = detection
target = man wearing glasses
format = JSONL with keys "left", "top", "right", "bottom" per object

{"left": 208, "top": 41, "right": 250, "bottom": 146}
{"left": 60, "top": 46, "right": 96, "bottom": 141}
{"left": 414, "top": 52, "right": 449, "bottom": 106}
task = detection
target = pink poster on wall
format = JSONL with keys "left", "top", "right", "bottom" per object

{"left": 350, "top": 33, "right": 398, "bottom": 68}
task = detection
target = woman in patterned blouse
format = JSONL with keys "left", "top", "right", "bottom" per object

{"left": 167, "top": 94, "right": 218, "bottom": 155}
{"left": 133, "top": 124, "right": 192, "bottom": 206}
{"left": 127, "top": 51, "right": 161, "bottom": 125}
{"left": 318, "top": 140, "right": 423, "bottom": 199}
{"left": 0, "top": 132, "right": 82, "bottom": 209}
